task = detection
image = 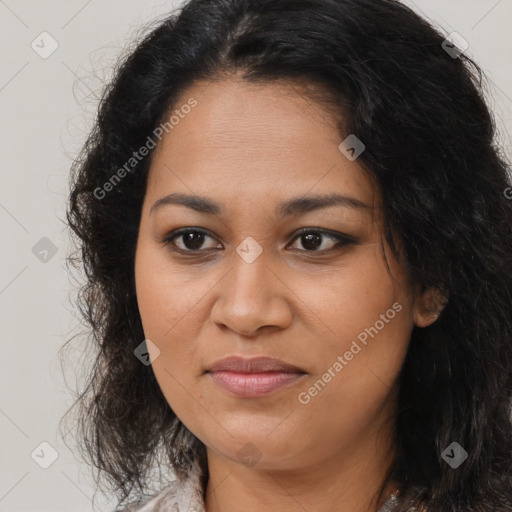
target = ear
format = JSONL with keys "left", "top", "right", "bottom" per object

{"left": 412, "top": 284, "right": 448, "bottom": 328}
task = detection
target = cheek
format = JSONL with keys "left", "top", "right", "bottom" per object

{"left": 311, "top": 299, "right": 412, "bottom": 396}
{"left": 134, "top": 242, "right": 226, "bottom": 400}
{"left": 303, "top": 243, "right": 413, "bottom": 403}
{"left": 295, "top": 304, "right": 412, "bottom": 451}
{"left": 135, "top": 242, "right": 203, "bottom": 337}
{"left": 307, "top": 243, "right": 410, "bottom": 345}
{"left": 134, "top": 251, "right": 207, "bottom": 424}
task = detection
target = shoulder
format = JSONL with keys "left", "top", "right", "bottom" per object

{"left": 116, "top": 461, "right": 205, "bottom": 512}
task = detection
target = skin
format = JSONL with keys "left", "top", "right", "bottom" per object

{"left": 134, "top": 76, "right": 444, "bottom": 512}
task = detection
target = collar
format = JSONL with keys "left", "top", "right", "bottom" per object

{"left": 127, "top": 459, "right": 205, "bottom": 512}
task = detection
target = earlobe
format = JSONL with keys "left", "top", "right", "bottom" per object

{"left": 412, "top": 285, "right": 448, "bottom": 328}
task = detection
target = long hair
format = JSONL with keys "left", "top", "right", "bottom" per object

{"left": 61, "top": 0, "right": 512, "bottom": 510}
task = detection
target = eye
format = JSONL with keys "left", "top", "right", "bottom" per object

{"left": 162, "top": 228, "right": 221, "bottom": 252}
{"left": 287, "top": 228, "right": 355, "bottom": 252}
{"left": 161, "top": 227, "right": 355, "bottom": 255}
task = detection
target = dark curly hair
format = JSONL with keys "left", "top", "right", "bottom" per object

{"left": 60, "top": 0, "right": 512, "bottom": 510}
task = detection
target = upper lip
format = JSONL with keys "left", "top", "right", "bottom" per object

{"left": 207, "top": 356, "right": 306, "bottom": 374}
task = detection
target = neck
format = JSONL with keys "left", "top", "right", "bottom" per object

{"left": 204, "top": 418, "right": 398, "bottom": 512}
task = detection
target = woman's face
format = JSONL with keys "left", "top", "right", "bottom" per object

{"left": 135, "top": 77, "right": 433, "bottom": 472}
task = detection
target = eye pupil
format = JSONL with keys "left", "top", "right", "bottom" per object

{"left": 302, "top": 232, "right": 322, "bottom": 250}
{"left": 183, "top": 231, "right": 205, "bottom": 250}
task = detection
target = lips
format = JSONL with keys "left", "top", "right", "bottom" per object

{"left": 206, "top": 356, "right": 307, "bottom": 398}
{"left": 206, "top": 356, "right": 306, "bottom": 374}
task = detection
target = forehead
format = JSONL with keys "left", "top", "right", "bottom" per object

{"left": 146, "top": 78, "right": 378, "bottom": 217}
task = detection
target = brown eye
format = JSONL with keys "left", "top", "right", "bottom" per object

{"left": 288, "top": 228, "right": 355, "bottom": 252}
{"left": 162, "top": 228, "right": 221, "bottom": 252}
{"left": 161, "top": 227, "right": 355, "bottom": 256}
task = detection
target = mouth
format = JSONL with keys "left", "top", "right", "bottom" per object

{"left": 205, "top": 356, "right": 307, "bottom": 398}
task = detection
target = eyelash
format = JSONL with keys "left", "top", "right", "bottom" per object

{"left": 160, "top": 227, "right": 356, "bottom": 256}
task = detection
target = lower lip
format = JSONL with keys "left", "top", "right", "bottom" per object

{"left": 207, "top": 371, "right": 306, "bottom": 397}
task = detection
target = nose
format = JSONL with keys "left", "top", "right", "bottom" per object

{"left": 210, "top": 248, "right": 293, "bottom": 337}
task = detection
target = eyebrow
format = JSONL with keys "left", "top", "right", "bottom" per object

{"left": 149, "top": 192, "right": 372, "bottom": 218}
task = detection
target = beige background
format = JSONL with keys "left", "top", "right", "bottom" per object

{"left": 1, "top": 1, "right": 511, "bottom": 511}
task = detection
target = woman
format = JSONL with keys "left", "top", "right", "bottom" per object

{"left": 62, "top": 0, "right": 512, "bottom": 510}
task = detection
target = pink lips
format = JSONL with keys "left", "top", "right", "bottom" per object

{"left": 206, "top": 356, "right": 307, "bottom": 398}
